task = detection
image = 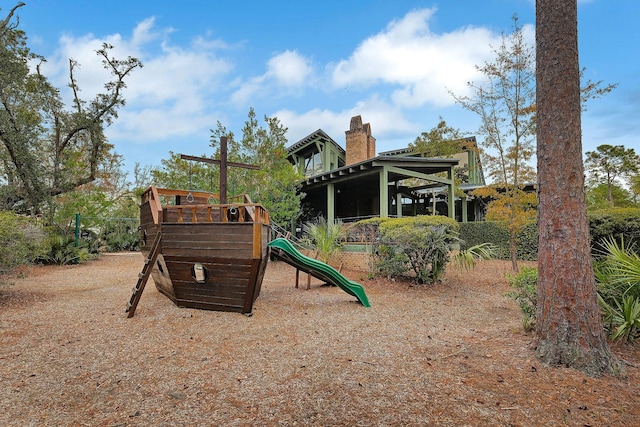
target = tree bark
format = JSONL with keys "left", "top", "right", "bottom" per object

{"left": 535, "top": 0, "right": 622, "bottom": 376}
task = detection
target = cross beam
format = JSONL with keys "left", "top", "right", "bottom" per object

{"left": 179, "top": 136, "right": 259, "bottom": 204}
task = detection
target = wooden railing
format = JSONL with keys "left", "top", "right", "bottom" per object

{"left": 162, "top": 204, "right": 269, "bottom": 224}
{"left": 141, "top": 186, "right": 269, "bottom": 225}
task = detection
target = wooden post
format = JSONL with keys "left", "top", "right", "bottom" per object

{"left": 220, "top": 136, "right": 228, "bottom": 205}
{"left": 180, "top": 138, "right": 259, "bottom": 204}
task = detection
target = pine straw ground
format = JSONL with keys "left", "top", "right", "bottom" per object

{"left": 0, "top": 253, "right": 639, "bottom": 427}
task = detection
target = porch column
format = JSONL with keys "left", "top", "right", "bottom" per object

{"left": 461, "top": 194, "right": 468, "bottom": 223}
{"left": 447, "top": 168, "right": 455, "bottom": 219}
{"left": 379, "top": 167, "right": 389, "bottom": 217}
{"left": 327, "top": 182, "right": 335, "bottom": 223}
{"left": 396, "top": 191, "right": 403, "bottom": 217}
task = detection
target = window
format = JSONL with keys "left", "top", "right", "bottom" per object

{"left": 303, "top": 150, "right": 324, "bottom": 176}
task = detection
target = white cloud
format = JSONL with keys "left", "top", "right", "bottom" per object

{"left": 38, "top": 17, "right": 234, "bottom": 144}
{"left": 267, "top": 50, "right": 313, "bottom": 87}
{"left": 330, "top": 8, "right": 500, "bottom": 106}
{"left": 230, "top": 50, "right": 314, "bottom": 107}
{"left": 275, "top": 95, "right": 417, "bottom": 148}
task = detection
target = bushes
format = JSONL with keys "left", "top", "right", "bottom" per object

{"left": 368, "top": 215, "right": 461, "bottom": 284}
{"left": 589, "top": 208, "right": 640, "bottom": 255}
{"left": 459, "top": 221, "right": 537, "bottom": 261}
{"left": 0, "top": 211, "right": 47, "bottom": 275}
{"left": 508, "top": 239, "right": 640, "bottom": 342}
{"left": 506, "top": 267, "right": 538, "bottom": 332}
{"left": 460, "top": 208, "right": 640, "bottom": 262}
{"left": 302, "top": 217, "right": 346, "bottom": 264}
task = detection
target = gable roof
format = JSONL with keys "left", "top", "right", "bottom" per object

{"left": 286, "top": 129, "right": 345, "bottom": 156}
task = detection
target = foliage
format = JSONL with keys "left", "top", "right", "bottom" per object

{"left": 506, "top": 267, "right": 538, "bottom": 332}
{"left": 594, "top": 238, "right": 640, "bottom": 341}
{"left": 588, "top": 208, "right": 640, "bottom": 255}
{"left": 376, "top": 216, "right": 460, "bottom": 284}
{"left": 585, "top": 144, "right": 640, "bottom": 208}
{"left": 0, "top": 210, "right": 47, "bottom": 275}
{"left": 599, "top": 295, "right": 640, "bottom": 342}
{"left": 459, "top": 220, "right": 538, "bottom": 261}
{"left": 409, "top": 118, "right": 468, "bottom": 157}
{"left": 630, "top": 174, "right": 640, "bottom": 204}
{"left": 38, "top": 226, "right": 91, "bottom": 265}
{"left": 451, "top": 242, "right": 496, "bottom": 271}
{"left": 0, "top": 4, "right": 142, "bottom": 215}
{"left": 302, "top": 217, "right": 346, "bottom": 264}
{"left": 586, "top": 183, "right": 635, "bottom": 210}
{"left": 451, "top": 17, "right": 536, "bottom": 271}
{"left": 596, "top": 238, "right": 640, "bottom": 299}
{"left": 407, "top": 118, "right": 480, "bottom": 195}
{"left": 452, "top": 15, "right": 615, "bottom": 273}
{"left": 153, "top": 108, "right": 304, "bottom": 227}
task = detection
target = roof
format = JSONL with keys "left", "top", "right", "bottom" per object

{"left": 286, "top": 129, "right": 345, "bottom": 155}
{"left": 301, "top": 155, "right": 460, "bottom": 189}
{"left": 378, "top": 136, "right": 478, "bottom": 157}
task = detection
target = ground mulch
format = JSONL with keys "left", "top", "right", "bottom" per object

{"left": 1, "top": 253, "right": 638, "bottom": 426}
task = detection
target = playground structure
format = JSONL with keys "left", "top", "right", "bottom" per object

{"left": 126, "top": 137, "right": 369, "bottom": 317}
{"left": 126, "top": 185, "right": 271, "bottom": 316}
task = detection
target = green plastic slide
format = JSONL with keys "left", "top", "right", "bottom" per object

{"left": 268, "top": 238, "right": 370, "bottom": 307}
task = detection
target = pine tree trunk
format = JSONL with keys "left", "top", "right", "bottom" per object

{"left": 535, "top": 0, "right": 622, "bottom": 376}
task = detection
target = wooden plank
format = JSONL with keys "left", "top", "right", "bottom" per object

{"left": 252, "top": 222, "right": 261, "bottom": 260}
{"left": 162, "top": 222, "right": 251, "bottom": 232}
{"left": 173, "top": 299, "right": 245, "bottom": 313}
{"left": 173, "top": 285, "right": 247, "bottom": 302}
{"left": 243, "top": 261, "right": 261, "bottom": 313}
{"left": 161, "top": 240, "right": 253, "bottom": 250}
{"left": 162, "top": 255, "right": 254, "bottom": 266}
{"left": 161, "top": 248, "right": 252, "bottom": 259}
{"left": 168, "top": 268, "right": 252, "bottom": 282}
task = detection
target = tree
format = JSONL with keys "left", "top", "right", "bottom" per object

{"left": 409, "top": 118, "right": 467, "bottom": 158}
{"left": 630, "top": 174, "right": 640, "bottom": 205}
{"left": 585, "top": 144, "right": 640, "bottom": 207}
{"left": 536, "top": 0, "right": 622, "bottom": 376}
{"left": 0, "top": 3, "right": 142, "bottom": 216}
{"left": 407, "top": 118, "right": 479, "bottom": 199}
{"left": 452, "top": 16, "right": 537, "bottom": 272}
{"left": 452, "top": 15, "right": 616, "bottom": 271}
{"left": 586, "top": 183, "right": 634, "bottom": 210}
{"left": 154, "top": 108, "right": 304, "bottom": 227}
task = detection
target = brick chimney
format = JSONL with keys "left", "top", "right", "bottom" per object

{"left": 345, "top": 115, "right": 376, "bottom": 165}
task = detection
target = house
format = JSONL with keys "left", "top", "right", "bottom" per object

{"left": 287, "top": 115, "right": 487, "bottom": 224}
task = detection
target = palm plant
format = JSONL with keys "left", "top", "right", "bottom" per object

{"left": 598, "top": 237, "right": 640, "bottom": 298}
{"left": 452, "top": 242, "right": 496, "bottom": 271}
{"left": 302, "top": 217, "right": 346, "bottom": 264}
{"left": 599, "top": 295, "right": 640, "bottom": 341}
{"left": 595, "top": 237, "right": 640, "bottom": 341}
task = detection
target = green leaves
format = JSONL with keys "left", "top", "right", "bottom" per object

{"left": 302, "top": 217, "right": 345, "bottom": 264}
{"left": 376, "top": 216, "right": 460, "bottom": 284}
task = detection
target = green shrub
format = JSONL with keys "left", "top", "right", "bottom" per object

{"left": 38, "top": 227, "right": 92, "bottom": 265}
{"left": 376, "top": 215, "right": 460, "bottom": 284}
{"left": 506, "top": 267, "right": 538, "bottom": 332}
{"left": 459, "top": 220, "right": 537, "bottom": 261}
{"left": 589, "top": 208, "right": 640, "bottom": 256}
{"left": 302, "top": 217, "right": 346, "bottom": 264}
{"left": 0, "top": 211, "right": 47, "bottom": 275}
{"left": 599, "top": 295, "right": 640, "bottom": 342}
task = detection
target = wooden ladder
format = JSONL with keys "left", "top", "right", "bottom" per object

{"left": 126, "top": 231, "right": 162, "bottom": 318}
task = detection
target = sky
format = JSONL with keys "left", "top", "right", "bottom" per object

{"left": 10, "top": 0, "right": 640, "bottom": 178}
